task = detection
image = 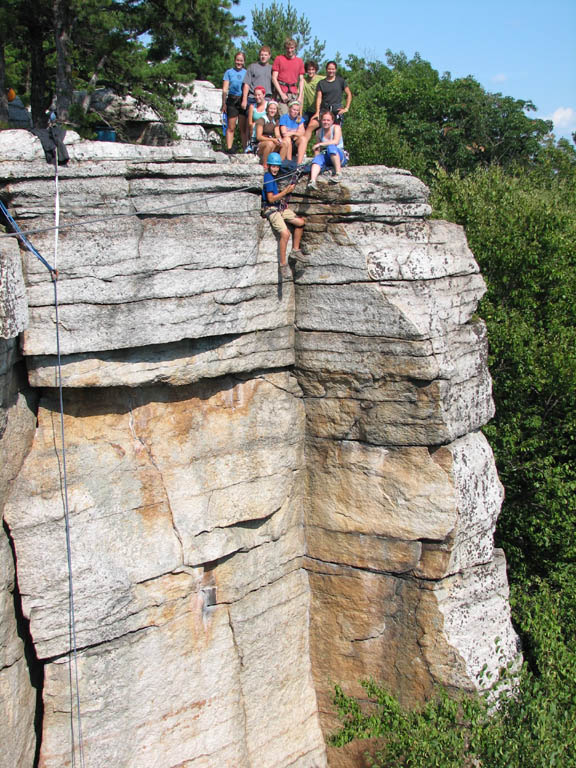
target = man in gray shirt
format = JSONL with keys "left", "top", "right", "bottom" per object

{"left": 241, "top": 46, "right": 273, "bottom": 109}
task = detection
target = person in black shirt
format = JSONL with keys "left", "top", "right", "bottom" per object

{"left": 302, "top": 61, "right": 352, "bottom": 159}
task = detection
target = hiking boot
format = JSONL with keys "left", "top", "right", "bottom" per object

{"left": 330, "top": 172, "right": 343, "bottom": 183}
{"left": 289, "top": 249, "right": 308, "bottom": 265}
{"left": 307, "top": 180, "right": 318, "bottom": 190}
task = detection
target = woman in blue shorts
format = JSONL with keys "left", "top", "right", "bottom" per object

{"left": 222, "top": 52, "right": 247, "bottom": 152}
{"left": 307, "top": 111, "right": 347, "bottom": 187}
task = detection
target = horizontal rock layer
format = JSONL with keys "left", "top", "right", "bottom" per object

{"left": 0, "top": 125, "right": 519, "bottom": 768}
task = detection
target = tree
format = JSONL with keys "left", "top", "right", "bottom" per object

{"left": 432, "top": 152, "right": 576, "bottom": 585}
{"left": 2, "top": 0, "right": 246, "bottom": 128}
{"left": 343, "top": 51, "right": 553, "bottom": 180}
{"left": 242, "top": 0, "right": 325, "bottom": 64}
{"left": 53, "top": 0, "right": 73, "bottom": 121}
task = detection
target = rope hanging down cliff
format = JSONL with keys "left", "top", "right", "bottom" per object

{"left": 1, "top": 184, "right": 86, "bottom": 768}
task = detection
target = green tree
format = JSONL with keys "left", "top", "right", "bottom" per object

{"left": 431, "top": 150, "right": 576, "bottom": 586}
{"left": 2, "top": 0, "right": 245, "bottom": 128}
{"left": 344, "top": 51, "right": 553, "bottom": 180}
{"left": 242, "top": 0, "right": 325, "bottom": 64}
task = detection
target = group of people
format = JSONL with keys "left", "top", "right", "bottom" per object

{"left": 222, "top": 38, "right": 353, "bottom": 275}
{"left": 222, "top": 39, "right": 351, "bottom": 181}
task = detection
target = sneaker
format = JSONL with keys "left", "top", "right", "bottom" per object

{"left": 329, "top": 172, "right": 343, "bottom": 183}
{"left": 280, "top": 264, "right": 291, "bottom": 279}
{"left": 307, "top": 180, "right": 318, "bottom": 190}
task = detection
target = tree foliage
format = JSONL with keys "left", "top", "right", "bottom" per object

{"left": 241, "top": 0, "right": 325, "bottom": 64}
{"left": 1, "top": 0, "right": 245, "bottom": 127}
{"left": 431, "top": 145, "right": 576, "bottom": 587}
{"left": 343, "top": 51, "right": 553, "bottom": 181}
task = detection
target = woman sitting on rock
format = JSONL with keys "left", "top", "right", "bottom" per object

{"left": 255, "top": 101, "right": 286, "bottom": 168}
{"left": 307, "top": 110, "right": 347, "bottom": 188}
{"left": 247, "top": 86, "right": 268, "bottom": 148}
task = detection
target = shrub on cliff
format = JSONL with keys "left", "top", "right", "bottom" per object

{"left": 331, "top": 627, "right": 576, "bottom": 768}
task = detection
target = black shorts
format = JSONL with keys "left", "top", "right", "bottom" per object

{"left": 226, "top": 95, "right": 246, "bottom": 118}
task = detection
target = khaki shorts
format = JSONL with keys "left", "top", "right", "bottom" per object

{"left": 264, "top": 207, "right": 297, "bottom": 234}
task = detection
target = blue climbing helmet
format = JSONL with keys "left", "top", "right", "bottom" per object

{"left": 267, "top": 152, "right": 282, "bottom": 166}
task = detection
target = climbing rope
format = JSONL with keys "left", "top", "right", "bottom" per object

{"left": 1, "top": 180, "right": 86, "bottom": 767}
{"left": 0, "top": 155, "right": 310, "bottom": 766}
{"left": 52, "top": 148, "right": 86, "bottom": 768}
{"left": 54, "top": 273, "right": 86, "bottom": 768}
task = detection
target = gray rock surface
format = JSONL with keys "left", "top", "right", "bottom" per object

{"left": 0, "top": 123, "right": 520, "bottom": 768}
{"left": 0, "top": 326, "right": 38, "bottom": 768}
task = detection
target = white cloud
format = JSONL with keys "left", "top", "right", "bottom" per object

{"left": 549, "top": 107, "right": 576, "bottom": 132}
{"left": 492, "top": 73, "right": 508, "bottom": 83}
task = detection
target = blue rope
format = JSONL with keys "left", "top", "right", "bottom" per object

{"left": 0, "top": 199, "right": 57, "bottom": 274}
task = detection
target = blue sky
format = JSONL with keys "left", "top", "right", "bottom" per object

{"left": 234, "top": 0, "right": 576, "bottom": 141}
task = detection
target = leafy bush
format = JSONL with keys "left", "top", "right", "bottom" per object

{"left": 331, "top": 601, "right": 576, "bottom": 768}
{"left": 332, "top": 117, "right": 576, "bottom": 768}
{"left": 430, "top": 152, "right": 576, "bottom": 585}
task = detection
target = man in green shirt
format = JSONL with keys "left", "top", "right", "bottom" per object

{"left": 302, "top": 61, "right": 324, "bottom": 122}
{"left": 297, "top": 61, "right": 325, "bottom": 164}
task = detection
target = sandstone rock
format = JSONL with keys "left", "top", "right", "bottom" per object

{"left": 306, "top": 432, "right": 502, "bottom": 579}
{"left": 38, "top": 568, "right": 325, "bottom": 768}
{"left": 0, "top": 336, "right": 38, "bottom": 768}
{"left": 0, "top": 644, "right": 37, "bottom": 768}
{"left": 3, "top": 372, "right": 305, "bottom": 660}
{"left": 3, "top": 162, "right": 294, "bottom": 363}
{"left": 306, "top": 549, "right": 519, "bottom": 734}
{"left": 27, "top": 327, "right": 294, "bottom": 389}
{"left": 39, "top": 594, "right": 251, "bottom": 768}
{"left": 0, "top": 530, "right": 37, "bottom": 768}
{"left": 0, "top": 139, "right": 520, "bottom": 768}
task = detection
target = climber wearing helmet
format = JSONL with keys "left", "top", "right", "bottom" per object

{"left": 261, "top": 152, "right": 306, "bottom": 276}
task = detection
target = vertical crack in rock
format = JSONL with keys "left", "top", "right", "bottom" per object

{"left": 226, "top": 606, "right": 251, "bottom": 764}
{"left": 2, "top": 520, "right": 44, "bottom": 766}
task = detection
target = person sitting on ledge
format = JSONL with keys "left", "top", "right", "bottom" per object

{"left": 307, "top": 110, "right": 347, "bottom": 188}
{"left": 261, "top": 152, "right": 306, "bottom": 276}
{"left": 255, "top": 101, "right": 285, "bottom": 168}
{"left": 279, "top": 99, "right": 306, "bottom": 162}
{"left": 303, "top": 61, "right": 352, "bottom": 153}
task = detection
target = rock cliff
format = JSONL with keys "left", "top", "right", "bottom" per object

{"left": 0, "top": 87, "right": 519, "bottom": 768}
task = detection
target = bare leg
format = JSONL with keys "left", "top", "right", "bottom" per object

{"left": 226, "top": 115, "right": 238, "bottom": 150}
{"left": 309, "top": 162, "right": 321, "bottom": 183}
{"left": 259, "top": 139, "right": 276, "bottom": 167}
{"left": 295, "top": 136, "right": 308, "bottom": 164}
{"left": 238, "top": 115, "right": 248, "bottom": 148}
{"left": 279, "top": 229, "right": 290, "bottom": 266}
{"left": 300, "top": 118, "right": 319, "bottom": 162}
{"left": 330, "top": 151, "right": 342, "bottom": 173}
{"left": 291, "top": 219, "right": 305, "bottom": 250}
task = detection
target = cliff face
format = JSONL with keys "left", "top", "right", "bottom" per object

{"left": 0, "top": 101, "right": 518, "bottom": 768}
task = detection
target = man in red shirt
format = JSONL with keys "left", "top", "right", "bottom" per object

{"left": 272, "top": 38, "right": 305, "bottom": 115}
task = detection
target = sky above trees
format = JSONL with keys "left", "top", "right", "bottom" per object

{"left": 235, "top": 0, "right": 576, "bottom": 141}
